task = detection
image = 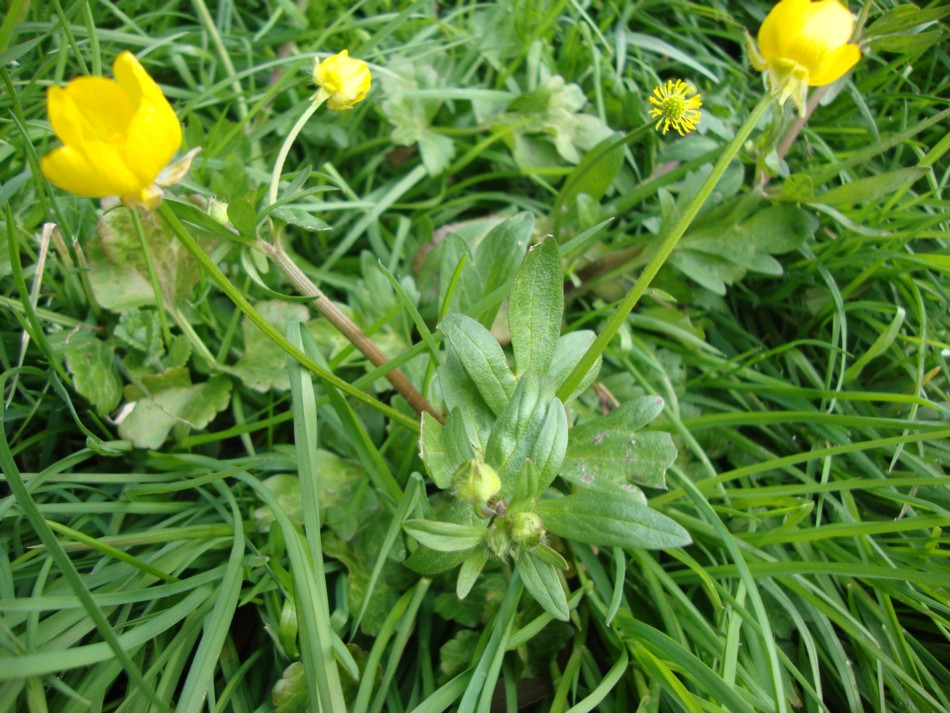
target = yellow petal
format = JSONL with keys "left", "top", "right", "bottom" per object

{"left": 124, "top": 98, "right": 183, "bottom": 185}
{"left": 808, "top": 42, "right": 861, "bottom": 86}
{"left": 801, "top": 0, "right": 855, "bottom": 52}
{"left": 57, "top": 77, "right": 134, "bottom": 143}
{"left": 46, "top": 86, "right": 84, "bottom": 147}
{"left": 758, "top": 0, "right": 809, "bottom": 60}
{"left": 113, "top": 51, "right": 167, "bottom": 110}
{"left": 41, "top": 143, "right": 143, "bottom": 198}
{"left": 113, "top": 51, "right": 182, "bottom": 184}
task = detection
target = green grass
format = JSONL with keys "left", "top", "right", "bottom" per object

{"left": 2, "top": 1, "right": 949, "bottom": 711}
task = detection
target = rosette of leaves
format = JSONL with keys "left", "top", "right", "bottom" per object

{"left": 404, "top": 223, "right": 691, "bottom": 620}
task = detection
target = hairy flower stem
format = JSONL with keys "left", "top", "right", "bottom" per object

{"left": 261, "top": 241, "right": 440, "bottom": 419}
{"left": 265, "top": 95, "right": 440, "bottom": 420}
{"left": 129, "top": 207, "right": 172, "bottom": 347}
{"left": 761, "top": 85, "right": 828, "bottom": 188}
{"left": 156, "top": 201, "right": 419, "bottom": 432}
{"left": 556, "top": 93, "right": 774, "bottom": 402}
{"left": 266, "top": 93, "right": 325, "bottom": 208}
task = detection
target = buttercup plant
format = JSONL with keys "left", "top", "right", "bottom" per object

{"left": 40, "top": 48, "right": 436, "bottom": 423}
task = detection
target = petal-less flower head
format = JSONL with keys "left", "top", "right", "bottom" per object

{"left": 41, "top": 51, "right": 184, "bottom": 210}
{"left": 312, "top": 50, "right": 371, "bottom": 111}
{"left": 649, "top": 80, "right": 702, "bottom": 136}
{"left": 748, "top": 0, "right": 861, "bottom": 114}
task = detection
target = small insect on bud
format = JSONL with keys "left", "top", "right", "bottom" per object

{"left": 453, "top": 458, "right": 502, "bottom": 508}
{"left": 509, "top": 511, "right": 544, "bottom": 548}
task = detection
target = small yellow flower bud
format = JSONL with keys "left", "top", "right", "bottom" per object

{"left": 453, "top": 458, "right": 502, "bottom": 508}
{"left": 312, "top": 50, "right": 371, "bottom": 111}
{"left": 509, "top": 512, "right": 544, "bottom": 548}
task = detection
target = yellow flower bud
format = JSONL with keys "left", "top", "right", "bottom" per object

{"left": 453, "top": 458, "right": 502, "bottom": 508}
{"left": 750, "top": 0, "right": 861, "bottom": 114}
{"left": 509, "top": 511, "right": 544, "bottom": 548}
{"left": 40, "top": 52, "right": 184, "bottom": 210}
{"left": 312, "top": 50, "right": 371, "bottom": 111}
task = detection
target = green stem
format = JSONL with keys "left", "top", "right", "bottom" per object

{"left": 156, "top": 201, "right": 419, "bottom": 433}
{"left": 262, "top": 91, "right": 440, "bottom": 420}
{"left": 267, "top": 92, "right": 326, "bottom": 208}
{"left": 556, "top": 94, "right": 774, "bottom": 402}
{"left": 129, "top": 207, "right": 173, "bottom": 347}
{"left": 262, "top": 241, "right": 440, "bottom": 419}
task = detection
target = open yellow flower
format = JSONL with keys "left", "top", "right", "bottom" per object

{"left": 312, "top": 50, "right": 371, "bottom": 111}
{"left": 649, "top": 80, "right": 702, "bottom": 136}
{"left": 41, "top": 51, "right": 183, "bottom": 210}
{"left": 748, "top": 0, "right": 861, "bottom": 114}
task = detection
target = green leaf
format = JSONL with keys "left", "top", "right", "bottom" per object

{"left": 93, "top": 202, "right": 215, "bottom": 311}
{"left": 502, "top": 74, "right": 612, "bottom": 165}
{"left": 484, "top": 373, "right": 551, "bottom": 496}
{"left": 49, "top": 330, "right": 122, "bottom": 417}
{"left": 532, "top": 542, "right": 569, "bottom": 571}
{"left": 556, "top": 131, "right": 625, "bottom": 210}
{"left": 525, "top": 399, "right": 569, "bottom": 494}
{"left": 562, "top": 396, "right": 677, "bottom": 490}
{"left": 420, "top": 412, "right": 453, "bottom": 488}
{"left": 114, "top": 308, "right": 164, "bottom": 364}
{"left": 227, "top": 195, "right": 258, "bottom": 240}
{"left": 509, "top": 237, "right": 563, "bottom": 376}
{"left": 404, "top": 545, "right": 474, "bottom": 575}
{"left": 272, "top": 662, "right": 309, "bottom": 713}
{"left": 252, "top": 474, "right": 304, "bottom": 532}
{"left": 549, "top": 331, "right": 601, "bottom": 403}
{"left": 270, "top": 206, "right": 332, "bottom": 232}
{"left": 439, "top": 630, "right": 481, "bottom": 679}
{"left": 671, "top": 204, "right": 818, "bottom": 294}
{"left": 440, "top": 313, "right": 516, "bottom": 415}
{"left": 779, "top": 174, "right": 815, "bottom": 202}
{"left": 117, "top": 376, "right": 232, "bottom": 449}
{"left": 865, "top": 5, "right": 950, "bottom": 36}
{"left": 810, "top": 167, "right": 928, "bottom": 206}
{"left": 472, "top": 212, "right": 534, "bottom": 326}
{"left": 403, "top": 520, "right": 487, "bottom": 552}
{"left": 456, "top": 547, "right": 489, "bottom": 600}
{"left": 437, "top": 351, "right": 494, "bottom": 451}
{"left": 516, "top": 551, "right": 569, "bottom": 621}
{"left": 539, "top": 490, "right": 691, "bottom": 550}
{"left": 232, "top": 300, "right": 311, "bottom": 392}
{"left": 869, "top": 31, "right": 943, "bottom": 54}
{"left": 122, "top": 366, "right": 191, "bottom": 401}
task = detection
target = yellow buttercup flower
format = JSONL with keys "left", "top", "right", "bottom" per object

{"left": 312, "top": 50, "right": 371, "bottom": 111}
{"left": 649, "top": 80, "right": 702, "bottom": 136}
{"left": 41, "top": 51, "right": 184, "bottom": 210}
{"left": 748, "top": 0, "right": 861, "bottom": 114}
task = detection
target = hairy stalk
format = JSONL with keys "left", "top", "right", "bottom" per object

{"left": 265, "top": 92, "right": 440, "bottom": 420}
{"left": 261, "top": 241, "right": 440, "bottom": 419}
